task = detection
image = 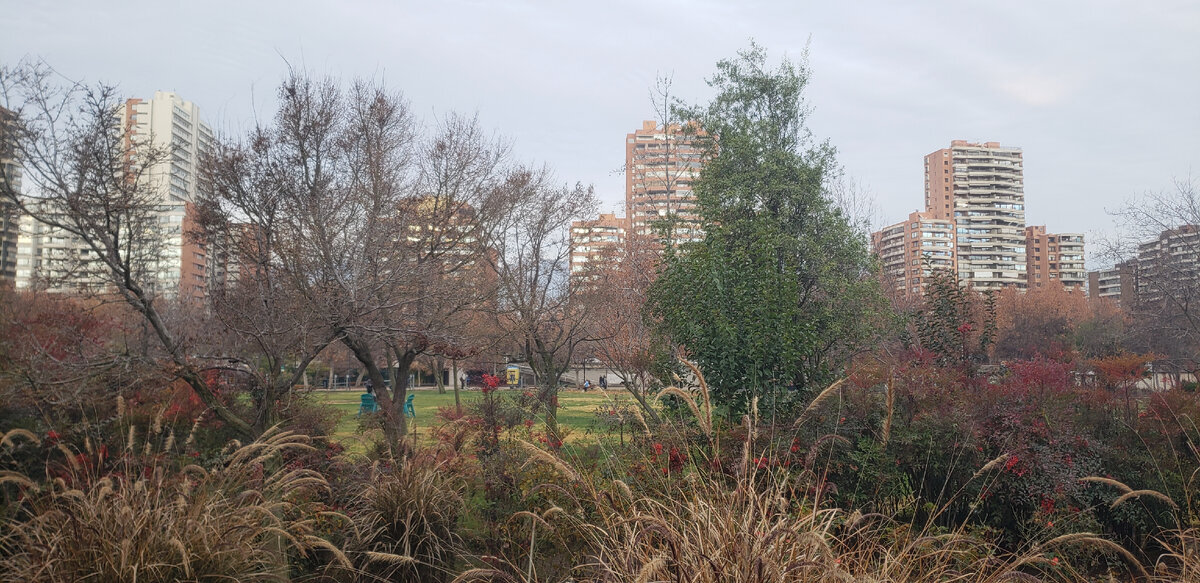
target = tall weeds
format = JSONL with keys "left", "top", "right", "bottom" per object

{"left": 336, "top": 458, "right": 465, "bottom": 582}
{"left": 455, "top": 359, "right": 1171, "bottom": 582}
{"left": 0, "top": 426, "right": 342, "bottom": 582}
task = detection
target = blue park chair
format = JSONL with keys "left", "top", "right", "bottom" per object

{"left": 404, "top": 394, "right": 415, "bottom": 418}
{"left": 358, "top": 393, "right": 379, "bottom": 416}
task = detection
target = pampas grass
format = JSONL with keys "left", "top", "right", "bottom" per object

{"left": 0, "top": 429, "right": 39, "bottom": 448}
{"left": 1111, "top": 489, "right": 1179, "bottom": 511}
{"left": 794, "top": 378, "right": 848, "bottom": 428}
{"left": 1079, "top": 476, "right": 1134, "bottom": 494}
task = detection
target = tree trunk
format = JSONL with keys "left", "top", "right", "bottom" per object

{"left": 531, "top": 349, "right": 563, "bottom": 444}
{"left": 627, "top": 376, "right": 662, "bottom": 425}
{"left": 122, "top": 283, "right": 255, "bottom": 438}
{"left": 435, "top": 357, "right": 446, "bottom": 394}
{"left": 176, "top": 367, "right": 255, "bottom": 438}
{"left": 253, "top": 351, "right": 325, "bottom": 434}
{"left": 391, "top": 349, "right": 418, "bottom": 449}
{"left": 341, "top": 335, "right": 406, "bottom": 451}
{"left": 253, "top": 381, "right": 283, "bottom": 435}
{"left": 453, "top": 359, "right": 461, "bottom": 416}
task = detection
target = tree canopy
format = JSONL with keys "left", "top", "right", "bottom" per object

{"left": 649, "top": 44, "right": 885, "bottom": 417}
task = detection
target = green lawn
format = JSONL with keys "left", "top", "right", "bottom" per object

{"left": 313, "top": 387, "right": 631, "bottom": 446}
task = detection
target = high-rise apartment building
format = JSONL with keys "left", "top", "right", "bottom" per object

{"left": 0, "top": 107, "right": 18, "bottom": 285}
{"left": 1134, "top": 225, "right": 1200, "bottom": 306}
{"left": 11, "top": 92, "right": 214, "bottom": 297}
{"left": 871, "top": 211, "right": 956, "bottom": 298}
{"left": 1088, "top": 260, "right": 1137, "bottom": 303}
{"left": 5, "top": 102, "right": 103, "bottom": 292}
{"left": 569, "top": 212, "right": 625, "bottom": 277}
{"left": 1025, "top": 226, "right": 1085, "bottom": 289}
{"left": 122, "top": 92, "right": 214, "bottom": 301}
{"left": 1088, "top": 227, "right": 1200, "bottom": 307}
{"left": 924, "top": 140, "right": 1026, "bottom": 291}
{"left": 625, "top": 120, "right": 702, "bottom": 243}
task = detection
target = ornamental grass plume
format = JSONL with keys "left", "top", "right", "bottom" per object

{"left": 332, "top": 457, "right": 465, "bottom": 583}
{"left": 0, "top": 426, "right": 344, "bottom": 582}
{"left": 455, "top": 382, "right": 1159, "bottom": 583}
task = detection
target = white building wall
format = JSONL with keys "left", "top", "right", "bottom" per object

{"left": 13, "top": 92, "right": 212, "bottom": 295}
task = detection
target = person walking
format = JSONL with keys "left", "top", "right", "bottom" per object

{"left": 600, "top": 375, "right": 607, "bottom": 390}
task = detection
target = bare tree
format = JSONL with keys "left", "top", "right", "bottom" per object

{"left": 1106, "top": 176, "right": 1200, "bottom": 381}
{"left": 205, "top": 73, "right": 510, "bottom": 450}
{"left": 0, "top": 61, "right": 254, "bottom": 436}
{"left": 375, "top": 112, "right": 509, "bottom": 420}
{"left": 487, "top": 168, "right": 597, "bottom": 440}
{"left": 204, "top": 73, "right": 421, "bottom": 446}
{"left": 196, "top": 133, "right": 342, "bottom": 433}
{"left": 825, "top": 174, "right": 881, "bottom": 238}
{"left": 578, "top": 228, "right": 665, "bottom": 423}
{"left": 634, "top": 74, "right": 701, "bottom": 248}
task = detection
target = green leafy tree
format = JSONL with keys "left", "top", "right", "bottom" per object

{"left": 909, "top": 267, "right": 997, "bottom": 373}
{"left": 649, "top": 44, "right": 885, "bottom": 417}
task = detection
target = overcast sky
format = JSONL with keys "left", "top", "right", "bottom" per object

{"left": 3, "top": 0, "right": 1198, "bottom": 265}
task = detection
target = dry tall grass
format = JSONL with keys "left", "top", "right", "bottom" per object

{"left": 454, "top": 360, "right": 1172, "bottom": 583}
{"left": 333, "top": 458, "right": 465, "bottom": 582}
{"left": 0, "top": 426, "right": 343, "bottom": 582}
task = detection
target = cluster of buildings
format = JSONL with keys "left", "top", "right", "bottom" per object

{"left": 569, "top": 120, "right": 702, "bottom": 276}
{"left": 572, "top": 134, "right": 1093, "bottom": 301}
{"left": 871, "top": 140, "right": 1086, "bottom": 298}
{"left": 0, "top": 91, "right": 217, "bottom": 299}
{"left": 1088, "top": 225, "right": 1200, "bottom": 306}
{"left": 6, "top": 97, "right": 1192, "bottom": 310}
{"left": 2, "top": 108, "right": 712, "bottom": 294}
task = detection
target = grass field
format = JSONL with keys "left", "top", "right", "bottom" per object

{"left": 313, "top": 387, "right": 631, "bottom": 446}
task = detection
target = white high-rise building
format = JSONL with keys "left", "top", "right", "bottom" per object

{"left": 1, "top": 107, "right": 20, "bottom": 285}
{"left": 924, "top": 140, "right": 1027, "bottom": 291}
{"left": 13, "top": 91, "right": 213, "bottom": 299}
{"left": 121, "top": 91, "right": 214, "bottom": 299}
{"left": 123, "top": 91, "right": 214, "bottom": 205}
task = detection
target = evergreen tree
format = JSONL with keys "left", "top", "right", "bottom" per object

{"left": 649, "top": 43, "right": 886, "bottom": 417}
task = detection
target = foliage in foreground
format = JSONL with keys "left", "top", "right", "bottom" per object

{"left": 0, "top": 425, "right": 342, "bottom": 582}
{"left": 451, "top": 386, "right": 1152, "bottom": 583}
{"left": 3, "top": 358, "right": 1200, "bottom": 581}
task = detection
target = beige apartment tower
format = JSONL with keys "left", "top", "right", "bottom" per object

{"left": 924, "top": 140, "right": 1026, "bottom": 291}
{"left": 1025, "top": 226, "right": 1085, "bottom": 289}
{"left": 625, "top": 120, "right": 702, "bottom": 243}
{"left": 569, "top": 212, "right": 626, "bottom": 277}
{"left": 871, "top": 211, "right": 956, "bottom": 298}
